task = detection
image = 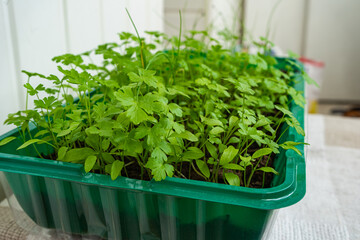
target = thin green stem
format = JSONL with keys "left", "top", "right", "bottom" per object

{"left": 213, "top": 159, "right": 222, "bottom": 183}
{"left": 246, "top": 156, "right": 264, "bottom": 187}
{"left": 26, "top": 128, "right": 44, "bottom": 159}
{"left": 25, "top": 77, "right": 30, "bottom": 111}
{"left": 126, "top": 8, "right": 146, "bottom": 68}
{"left": 276, "top": 126, "right": 290, "bottom": 143}
{"left": 176, "top": 11, "right": 182, "bottom": 61}
{"left": 191, "top": 161, "right": 206, "bottom": 180}
{"left": 239, "top": 140, "right": 254, "bottom": 155}
{"left": 243, "top": 167, "right": 247, "bottom": 187}
{"left": 175, "top": 168, "right": 187, "bottom": 179}
{"left": 261, "top": 155, "right": 272, "bottom": 188}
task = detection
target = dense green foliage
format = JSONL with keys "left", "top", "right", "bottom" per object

{"left": 0, "top": 30, "right": 309, "bottom": 187}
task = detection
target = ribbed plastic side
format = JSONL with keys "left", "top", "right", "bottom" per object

{"left": 1, "top": 172, "right": 275, "bottom": 239}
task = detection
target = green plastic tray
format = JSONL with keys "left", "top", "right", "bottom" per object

{"left": 0, "top": 60, "right": 305, "bottom": 240}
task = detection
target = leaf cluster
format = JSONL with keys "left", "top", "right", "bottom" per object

{"left": 2, "top": 30, "right": 308, "bottom": 187}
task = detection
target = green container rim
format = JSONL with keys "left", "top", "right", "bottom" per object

{"left": 0, "top": 63, "right": 306, "bottom": 211}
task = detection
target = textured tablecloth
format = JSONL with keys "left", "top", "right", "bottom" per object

{"left": 0, "top": 114, "right": 359, "bottom": 240}
{"left": 269, "top": 115, "right": 360, "bottom": 240}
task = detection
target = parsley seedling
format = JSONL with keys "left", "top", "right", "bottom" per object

{"left": 1, "top": 25, "right": 310, "bottom": 188}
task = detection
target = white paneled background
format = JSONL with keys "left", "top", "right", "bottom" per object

{"left": 245, "top": 0, "right": 306, "bottom": 55}
{"left": 0, "top": 0, "right": 164, "bottom": 134}
{"left": 164, "top": 0, "right": 241, "bottom": 45}
{"left": 1, "top": 0, "right": 360, "bottom": 135}
{"left": 304, "top": 0, "right": 360, "bottom": 102}
{"left": 245, "top": 0, "right": 360, "bottom": 103}
{"left": 164, "top": 0, "right": 208, "bottom": 38}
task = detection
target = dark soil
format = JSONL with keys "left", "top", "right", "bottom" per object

{"left": 116, "top": 154, "right": 275, "bottom": 188}
{"left": 45, "top": 148, "right": 276, "bottom": 188}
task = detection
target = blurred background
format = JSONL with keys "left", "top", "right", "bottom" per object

{"left": 1, "top": 0, "right": 360, "bottom": 135}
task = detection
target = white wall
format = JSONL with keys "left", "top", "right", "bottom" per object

{"left": 0, "top": 0, "right": 23, "bottom": 134}
{"left": 0, "top": 0, "right": 164, "bottom": 135}
{"left": 245, "top": 0, "right": 306, "bottom": 55}
{"left": 165, "top": 0, "right": 241, "bottom": 41}
{"left": 164, "top": 0, "right": 208, "bottom": 37}
{"left": 207, "top": 0, "right": 240, "bottom": 38}
{"left": 245, "top": 0, "right": 360, "bottom": 102}
{"left": 304, "top": 0, "right": 360, "bottom": 102}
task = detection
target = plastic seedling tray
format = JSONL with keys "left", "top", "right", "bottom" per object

{"left": 0, "top": 62, "right": 306, "bottom": 240}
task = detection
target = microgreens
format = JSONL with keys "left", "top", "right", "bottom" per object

{"left": 0, "top": 26, "right": 309, "bottom": 187}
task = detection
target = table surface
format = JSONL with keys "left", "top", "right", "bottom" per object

{"left": 0, "top": 114, "right": 359, "bottom": 240}
{"left": 268, "top": 114, "right": 360, "bottom": 240}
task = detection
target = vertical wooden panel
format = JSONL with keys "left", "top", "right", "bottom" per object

{"left": 0, "top": 0, "right": 22, "bottom": 134}
{"left": 102, "top": 0, "right": 131, "bottom": 43}
{"left": 127, "top": 0, "right": 148, "bottom": 35}
{"left": 11, "top": 0, "right": 67, "bottom": 72}
{"left": 65, "top": 0, "right": 103, "bottom": 53}
{"left": 245, "top": 0, "right": 305, "bottom": 54}
{"left": 208, "top": 0, "right": 240, "bottom": 36}
{"left": 10, "top": 0, "right": 68, "bottom": 110}
{"left": 147, "top": 0, "right": 164, "bottom": 32}
{"left": 164, "top": 0, "right": 207, "bottom": 37}
{"left": 305, "top": 0, "right": 360, "bottom": 101}
{"left": 1, "top": 0, "right": 68, "bottom": 133}
{"left": 102, "top": 0, "right": 164, "bottom": 42}
{"left": 59, "top": 0, "right": 70, "bottom": 52}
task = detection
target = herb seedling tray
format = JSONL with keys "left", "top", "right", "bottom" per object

{"left": 0, "top": 68, "right": 305, "bottom": 240}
